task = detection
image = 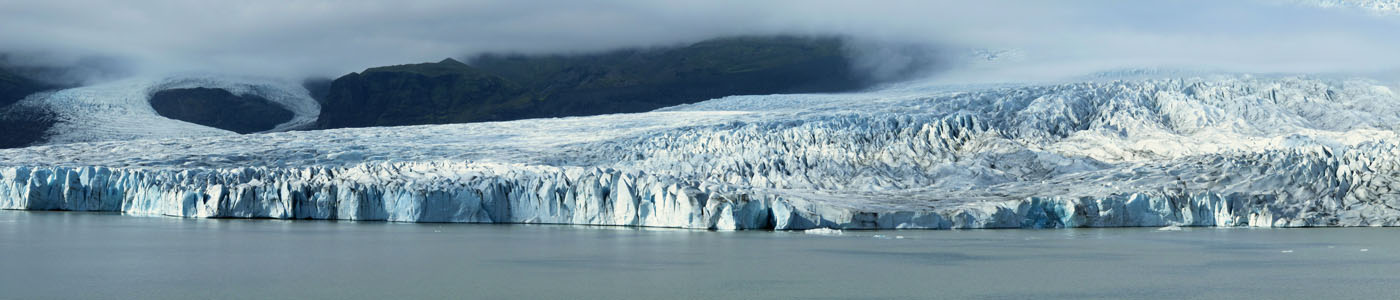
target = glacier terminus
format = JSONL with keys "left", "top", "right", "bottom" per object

{"left": 4, "top": 74, "right": 1400, "bottom": 230}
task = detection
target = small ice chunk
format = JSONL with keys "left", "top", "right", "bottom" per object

{"left": 803, "top": 228, "right": 843, "bottom": 235}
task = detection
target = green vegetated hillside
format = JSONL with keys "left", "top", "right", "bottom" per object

{"left": 316, "top": 36, "right": 868, "bottom": 129}
{"left": 149, "top": 88, "right": 295, "bottom": 134}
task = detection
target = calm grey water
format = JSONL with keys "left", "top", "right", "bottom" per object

{"left": 1, "top": 211, "right": 1397, "bottom": 299}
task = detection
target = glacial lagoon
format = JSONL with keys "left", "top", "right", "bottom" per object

{"left": 1, "top": 210, "right": 1396, "bottom": 299}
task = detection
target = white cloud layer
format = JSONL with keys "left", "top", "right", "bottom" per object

{"left": 1, "top": 0, "right": 1398, "bottom": 82}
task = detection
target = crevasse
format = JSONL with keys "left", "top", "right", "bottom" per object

{"left": 2, "top": 75, "right": 1400, "bottom": 229}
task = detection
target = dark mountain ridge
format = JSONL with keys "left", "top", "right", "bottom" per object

{"left": 315, "top": 36, "right": 870, "bottom": 129}
{"left": 0, "top": 67, "right": 53, "bottom": 107}
{"left": 0, "top": 67, "right": 59, "bottom": 148}
{"left": 149, "top": 88, "right": 295, "bottom": 134}
{"left": 0, "top": 35, "right": 890, "bottom": 149}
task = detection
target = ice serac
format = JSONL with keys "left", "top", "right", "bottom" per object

{"left": 2, "top": 75, "right": 1400, "bottom": 229}
{"left": 0, "top": 163, "right": 771, "bottom": 228}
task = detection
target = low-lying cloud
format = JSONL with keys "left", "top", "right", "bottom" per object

{"left": 2, "top": 0, "right": 1398, "bottom": 83}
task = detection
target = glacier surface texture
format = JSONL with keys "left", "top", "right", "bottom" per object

{"left": 4, "top": 75, "right": 1400, "bottom": 230}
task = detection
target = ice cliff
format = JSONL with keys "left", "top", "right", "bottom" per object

{"left": 3, "top": 75, "right": 1400, "bottom": 229}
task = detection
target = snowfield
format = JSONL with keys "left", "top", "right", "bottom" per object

{"left": 3, "top": 74, "right": 1400, "bottom": 230}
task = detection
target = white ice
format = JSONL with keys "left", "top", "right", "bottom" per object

{"left": 3, "top": 74, "right": 1400, "bottom": 230}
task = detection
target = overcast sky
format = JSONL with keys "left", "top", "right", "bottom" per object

{"left": 1, "top": 0, "right": 1398, "bottom": 82}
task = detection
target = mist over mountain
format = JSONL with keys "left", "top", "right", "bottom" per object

{"left": 0, "top": 67, "right": 51, "bottom": 107}
{"left": 315, "top": 36, "right": 877, "bottom": 129}
{"left": 0, "top": 66, "right": 58, "bottom": 148}
{"left": 7, "top": 3, "right": 1400, "bottom": 299}
{"left": 0, "top": 35, "right": 917, "bottom": 147}
{"left": 0, "top": 0, "right": 1397, "bottom": 149}
{"left": 2, "top": 0, "right": 1399, "bottom": 83}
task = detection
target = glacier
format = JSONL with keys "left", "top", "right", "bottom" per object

{"left": 3, "top": 74, "right": 1400, "bottom": 230}
{"left": 6, "top": 74, "right": 319, "bottom": 145}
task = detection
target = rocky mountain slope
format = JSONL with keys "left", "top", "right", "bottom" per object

{"left": 0, "top": 67, "right": 57, "bottom": 148}
{"left": 315, "top": 36, "right": 868, "bottom": 129}
{"left": 149, "top": 87, "right": 295, "bottom": 134}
